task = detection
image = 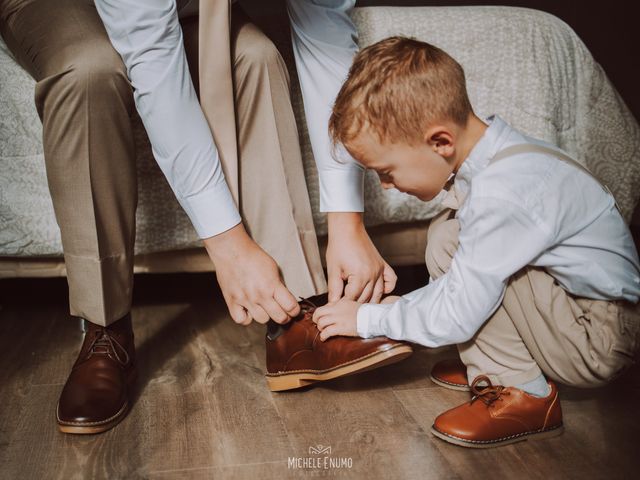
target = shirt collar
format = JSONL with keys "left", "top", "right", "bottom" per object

{"left": 452, "top": 115, "right": 512, "bottom": 195}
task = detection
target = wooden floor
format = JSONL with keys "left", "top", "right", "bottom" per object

{"left": 1, "top": 268, "right": 639, "bottom": 480}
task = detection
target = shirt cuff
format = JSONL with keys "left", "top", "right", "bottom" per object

{"left": 179, "top": 183, "right": 242, "bottom": 239}
{"left": 356, "top": 303, "right": 391, "bottom": 338}
{"left": 319, "top": 168, "right": 365, "bottom": 212}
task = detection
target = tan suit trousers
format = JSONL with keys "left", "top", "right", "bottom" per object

{"left": 425, "top": 208, "right": 640, "bottom": 388}
{"left": 0, "top": 0, "right": 326, "bottom": 326}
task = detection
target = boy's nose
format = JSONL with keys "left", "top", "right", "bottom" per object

{"left": 381, "top": 181, "right": 394, "bottom": 190}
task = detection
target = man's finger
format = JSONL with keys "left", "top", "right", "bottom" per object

{"left": 273, "top": 283, "right": 300, "bottom": 317}
{"left": 319, "top": 324, "right": 341, "bottom": 341}
{"left": 327, "top": 270, "right": 345, "bottom": 303}
{"left": 343, "top": 276, "right": 367, "bottom": 301}
{"left": 356, "top": 280, "right": 375, "bottom": 303}
{"left": 260, "top": 297, "right": 290, "bottom": 325}
{"left": 246, "top": 303, "right": 270, "bottom": 324}
{"left": 229, "top": 303, "right": 252, "bottom": 326}
{"left": 371, "top": 276, "right": 385, "bottom": 304}
{"left": 382, "top": 263, "right": 398, "bottom": 294}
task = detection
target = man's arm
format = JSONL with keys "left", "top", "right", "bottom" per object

{"left": 95, "top": 0, "right": 240, "bottom": 239}
{"left": 95, "top": 0, "right": 300, "bottom": 324}
{"left": 286, "top": 0, "right": 397, "bottom": 303}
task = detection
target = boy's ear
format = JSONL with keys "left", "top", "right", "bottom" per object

{"left": 424, "top": 125, "right": 455, "bottom": 158}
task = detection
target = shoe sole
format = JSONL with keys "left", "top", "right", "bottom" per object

{"left": 430, "top": 423, "right": 564, "bottom": 448}
{"left": 57, "top": 369, "right": 137, "bottom": 435}
{"left": 57, "top": 401, "right": 131, "bottom": 434}
{"left": 429, "top": 374, "right": 471, "bottom": 392}
{"left": 266, "top": 344, "right": 413, "bottom": 392}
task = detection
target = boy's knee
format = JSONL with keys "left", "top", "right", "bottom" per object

{"left": 425, "top": 218, "right": 460, "bottom": 279}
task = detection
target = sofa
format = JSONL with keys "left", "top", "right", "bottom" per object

{"left": 1, "top": 5, "right": 639, "bottom": 278}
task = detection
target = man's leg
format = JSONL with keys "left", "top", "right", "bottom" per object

{"left": 1, "top": 0, "right": 138, "bottom": 434}
{"left": 0, "top": 0, "right": 137, "bottom": 326}
{"left": 181, "top": 7, "right": 326, "bottom": 299}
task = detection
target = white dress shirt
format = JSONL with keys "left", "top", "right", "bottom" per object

{"left": 286, "top": 0, "right": 365, "bottom": 212}
{"left": 357, "top": 116, "right": 640, "bottom": 347}
{"left": 95, "top": 0, "right": 362, "bottom": 241}
{"left": 95, "top": 0, "right": 241, "bottom": 239}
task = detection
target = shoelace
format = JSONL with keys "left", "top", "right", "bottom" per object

{"left": 298, "top": 297, "right": 318, "bottom": 315}
{"left": 470, "top": 375, "right": 510, "bottom": 406}
{"left": 86, "top": 329, "right": 130, "bottom": 366}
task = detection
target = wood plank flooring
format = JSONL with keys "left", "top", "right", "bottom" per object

{"left": 1, "top": 268, "right": 639, "bottom": 479}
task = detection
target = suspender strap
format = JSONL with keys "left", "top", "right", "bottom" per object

{"left": 489, "top": 144, "right": 620, "bottom": 212}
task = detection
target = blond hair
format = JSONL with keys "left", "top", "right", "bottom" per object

{"left": 329, "top": 36, "right": 472, "bottom": 157}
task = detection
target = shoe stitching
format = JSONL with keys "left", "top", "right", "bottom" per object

{"left": 431, "top": 375, "right": 468, "bottom": 388}
{"left": 266, "top": 343, "right": 409, "bottom": 377}
{"left": 433, "top": 422, "right": 563, "bottom": 445}
{"left": 543, "top": 390, "right": 559, "bottom": 428}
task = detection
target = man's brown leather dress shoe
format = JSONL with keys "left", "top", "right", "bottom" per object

{"left": 430, "top": 358, "right": 470, "bottom": 391}
{"left": 431, "top": 375, "right": 563, "bottom": 448}
{"left": 265, "top": 294, "right": 413, "bottom": 391}
{"left": 57, "top": 314, "right": 137, "bottom": 434}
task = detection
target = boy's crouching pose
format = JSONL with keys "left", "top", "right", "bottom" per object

{"left": 312, "top": 36, "right": 640, "bottom": 448}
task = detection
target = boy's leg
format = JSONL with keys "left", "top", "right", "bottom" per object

{"left": 426, "top": 216, "right": 640, "bottom": 388}
{"left": 180, "top": 7, "right": 326, "bottom": 299}
{"left": 464, "top": 267, "right": 640, "bottom": 388}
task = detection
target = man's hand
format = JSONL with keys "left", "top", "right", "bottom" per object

{"left": 326, "top": 212, "right": 397, "bottom": 304}
{"left": 312, "top": 297, "right": 360, "bottom": 341}
{"left": 204, "top": 223, "right": 301, "bottom": 326}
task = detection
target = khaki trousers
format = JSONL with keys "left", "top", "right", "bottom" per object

{"left": 0, "top": 0, "right": 326, "bottom": 326}
{"left": 425, "top": 208, "right": 640, "bottom": 388}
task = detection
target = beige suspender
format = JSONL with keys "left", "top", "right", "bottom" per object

{"left": 489, "top": 144, "right": 621, "bottom": 213}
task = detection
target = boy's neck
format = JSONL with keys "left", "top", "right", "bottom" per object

{"left": 451, "top": 114, "right": 488, "bottom": 174}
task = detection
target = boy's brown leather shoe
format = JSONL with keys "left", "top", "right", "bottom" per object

{"left": 431, "top": 375, "right": 563, "bottom": 448}
{"left": 57, "top": 314, "right": 137, "bottom": 434}
{"left": 430, "top": 358, "right": 470, "bottom": 391}
{"left": 265, "top": 294, "right": 413, "bottom": 391}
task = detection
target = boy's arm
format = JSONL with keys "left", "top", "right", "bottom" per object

{"left": 287, "top": 0, "right": 396, "bottom": 302}
{"left": 356, "top": 197, "right": 553, "bottom": 347}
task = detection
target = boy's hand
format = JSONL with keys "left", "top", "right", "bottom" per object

{"left": 327, "top": 212, "right": 397, "bottom": 304}
{"left": 312, "top": 298, "right": 360, "bottom": 341}
{"left": 204, "top": 223, "right": 301, "bottom": 326}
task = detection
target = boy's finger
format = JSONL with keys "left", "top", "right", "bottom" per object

{"left": 316, "top": 315, "right": 335, "bottom": 330}
{"left": 312, "top": 304, "right": 332, "bottom": 323}
{"left": 320, "top": 324, "right": 341, "bottom": 341}
{"left": 327, "top": 271, "right": 345, "bottom": 302}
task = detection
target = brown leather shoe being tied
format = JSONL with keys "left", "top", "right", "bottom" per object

{"left": 265, "top": 294, "right": 413, "bottom": 392}
{"left": 430, "top": 358, "right": 470, "bottom": 391}
{"left": 57, "top": 314, "right": 137, "bottom": 434}
{"left": 431, "top": 375, "right": 563, "bottom": 448}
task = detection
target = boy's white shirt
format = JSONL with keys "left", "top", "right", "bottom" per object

{"left": 357, "top": 115, "right": 640, "bottom": 347}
